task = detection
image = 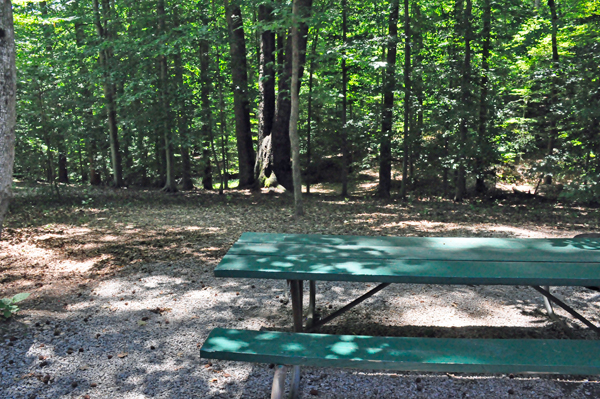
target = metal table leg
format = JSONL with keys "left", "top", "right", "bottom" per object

{"left": 542, "top": 285, "right": 555, "bottom": 317}
{"left": 289, "top": 280, "right": 303, "bottom": 399}
{"left": 307, "top": 280, "right": 317, "bottom": 329}
{"left": 271, "top": 365, "right": 288, "bottom": 399}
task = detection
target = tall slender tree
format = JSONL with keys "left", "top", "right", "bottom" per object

{"left": 157, "top": 0, "right": 177, "bottom": 192}
{"left": 93, "top": 0, "right": 123, "bottom": 187}
{"left": 305, "top": 27, "right": 319, "bottom": 195}
{"left": 400, "top": 0, "right": 411, "bottom": 198}
{"left": 255, "top": 2, "right": 276, "bottom": 186}
{"left": 173, "top": 5, "right": 194, "bottom": 191}
{"left": 340, "top": 0, "right": 350, "bottom": 197}
{"left": 270, "top": 0, "right": 312, "bottom": 192}
{"left": 289, "top": 0, "right": 303, "bottom": 216}
{"left": 199, "top": 15, "right": 214, "bottom": 190}
{"left": 475, "top": 0, "right": 492, "bottom": 192}
{"left": 378, "top": 0, "right": 399, "bottom": 198}
{"left": 224, "top": 0, "right": 255, "bottom": 188}
{"left": 545, "top": 0, "right": 560, "bottom": 184}
{"left": 455, "top": 0, "right": 472, "bottom": 202}
{"left": 0, "top": 0, "right": 16, "bottom": 236}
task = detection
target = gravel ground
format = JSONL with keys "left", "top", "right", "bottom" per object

{"left": 2, "top": 258, "right": 600, "bottom": 399}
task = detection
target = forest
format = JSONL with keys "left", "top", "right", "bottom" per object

{"left": 9, "top": 0, "right": 600, "bottom": 202}
{"left": 3, "top": 2, "right": 600, "bottom": 398}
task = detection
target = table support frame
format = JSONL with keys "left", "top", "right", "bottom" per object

{"left": 531, "top": 285, "right": 600, "bottom": 335}
{"left": 272, "top": 281, "right": 599, "bottom": 399}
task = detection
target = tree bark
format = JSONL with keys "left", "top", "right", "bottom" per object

{"left": 158, "top": 0, "right": 177, "bottom": 192}
{"left": 306, "top": 27, "right": 319, "bottom": 195}
{"left": 58, "top": 153, "right": 69, "bottom": 183}
{"left": 172, "top": 7, "right": 194, "bottom": 191}
{"left": 475, "top": 0, "right": 491, "bottom": 193}
{"left": 93, "top": 0, "right": 123, "bottom": 188}
{"left": 255, "top": 3, "right": 276, "bottom": 187}
{"left": 290, "top": 0, "right": 304, "bottom": 216}
{"left": 378, "top": 0, "right": 399, "bottom": 198}
{"left": 0, "top": 0, "right": 16, "bottom": 237}
{"left": 271, "top": 0, "right": 313, "bottom": 192}
{"left": 340, "top": 0, "right": 349, "bottom": 197}
{"left": 412, "top": 2, "right": 423, "bottom": 187}
{"left": 400, "top": 0, "right": 411, "bottom": 199}
{"left": 545, "top": 0, "right": 560, "bottom": 185}
{"left": 224, "top": 0, "right": 255, "bottom": 188}
{"left": 454, "top": 0, "right": 471, "bottom": 202}
{"left": 199, "top": 37, "right": 214, "bottom": 190}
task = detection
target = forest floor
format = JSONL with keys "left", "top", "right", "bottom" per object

{"left": 1, "top": 180, "right": 600, "bottom": 398}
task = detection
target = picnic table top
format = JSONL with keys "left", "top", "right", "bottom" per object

{"left": 214, "top": 232, "right": 600, "bottom": 286}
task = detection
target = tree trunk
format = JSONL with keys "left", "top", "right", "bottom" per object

{"left": 224, "top": 0, "right": 255, "bottom": 188}
{"left": 271, "top": 0, "right": 313, "bottom": 192}
{"left": 289, "top": 0, "right": 304, "bottom": 216}
{"left": 172, "top": 9, "right": 194, "bottom": 191}
{"left": 341, "top": 0, "right": 350, "bottom": 197}
{"left": 255, "top": 3, "right": 276, "bottom": 187}
{"left": 378, "top": 0, "right": 399, "bottom": 198}
{"left": 476, "top": 0, "right": 491, "bottom": 193}
{"left": 58, "top": 152, "right": 68, "bottom": 183}
{"left": 0, "top": 0, "right": 16, "bottom": 236}
{"left": 93, "top": 0, "right": 123, "bottom": 188}
{"left": 454, "top": 0, "right": 471, "bottom": 202}
{"left": 545, "top": 0, "right": 560, "bottom": 185}
{"left": 157, "top": 0, "right": 177, "bottom": 192}
{"left": 412, "top": 2, "right": 423, "bottom": 187}
{"left": 199, "top": 38, "right": 214, "bottom": 190}
{"left": 306, "top": 27, "right": 319, "bottom": 195}
{"left": 400, "top": 0, "right": 411, "bottom": 199}
{"left": 87, "top": 139, "right": 102, "bottom": 185}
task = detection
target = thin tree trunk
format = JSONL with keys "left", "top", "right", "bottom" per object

{"left": 476, "top": 0, "right": 491, "bottom": 193}
{"left": 341, "top": 0, "right": 350, "bottom": 197}
{"left": 378, "top": 0, "right": 399, "bottom": 198}
{"left": 58, "top": 152, "right": 68, "bottom": 183}
{"left": 255, "top": 2, "right": 276, "bottom": 187}
{"left": 306, "top": 28, "right": 319, "bottom": 195}
{"left": 172, "top": 9, "right": 194, "bottom": 191}
{"left": 412, "top": 2, "right": 423, "bottom": 187}
{"left": 289, "top": 0, "right": 304, "bottom": 216}
{"left": 77, "top": 140, "right": 85, "bottom": 183}
{"left": 400, "top": 0, "right": 411, "bottom": 199}
{"left": 199, "top": 37, "right": 214, "bottom": 190}
{"left": 455, "top": 0, "right": 471, "bottom": 202}
{"left": 93, "top": 0, "right": 122, "bottom": 188}
{"left": 87, "top": 139, "right": 101, "bottom": 185}
{"left": 224, "top": 0, "right": 255, "bottom": 188}
{"left": 0, "top": 0, "right": 16, "bottom": 236}
{"left": 157, "top": 0, "right": 177, "bottom": 192}
{"left": 545, "top": 0, "right": 560, "bottom": 185}
{"left": 212, "top": 0, "right": 227, "bottom": 192}
{"left": 271, "top": 0, "right": 313, "bottom": 192}
{"left": 272, "top": 31, "right": 293, "bottom": 191}
{"left": 215, "top": 38, "right": 229, "bottom": 191}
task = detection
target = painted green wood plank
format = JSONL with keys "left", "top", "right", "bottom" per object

{"left": 215, "top": 254, "right": 600, "bottom": 286}
{"left": 228, "top": 240, "right": 600, "bottom": 263}
{"left": 200, "top": 328, "right": 600, "bottom": 375}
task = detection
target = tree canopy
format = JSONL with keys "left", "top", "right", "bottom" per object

{"left": 10, "top": 0, "right": 600, "bottom": 202}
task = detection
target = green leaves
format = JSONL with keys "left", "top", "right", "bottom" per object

{"left": 0, "top": 293, "right": 31, "bottom": 319}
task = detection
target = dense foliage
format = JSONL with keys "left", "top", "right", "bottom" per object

{"left": 11, "top": 0, "right": 600, "bottom": 201}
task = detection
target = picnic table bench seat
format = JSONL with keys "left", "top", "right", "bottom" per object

{"left": 201, "top": 328, "right": 600, "bottom": 375}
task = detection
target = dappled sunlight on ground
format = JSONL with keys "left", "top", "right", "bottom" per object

{"left": 1, "top": 184, "right": 600, "bottom": 397}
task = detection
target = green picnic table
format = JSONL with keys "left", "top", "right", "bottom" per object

{"left": 201, "top": 233, "right": 600, "bottom": 399}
